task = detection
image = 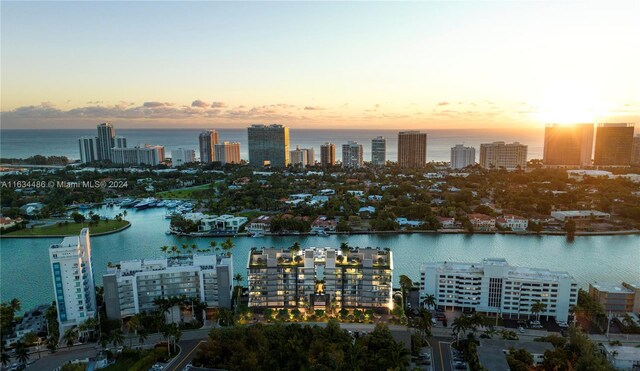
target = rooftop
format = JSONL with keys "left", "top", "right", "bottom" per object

{"left": 590, "top": 282, "right": 634, "bottom": 294}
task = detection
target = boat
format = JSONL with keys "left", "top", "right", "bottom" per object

{"left": 165, "top": 201, "right": 178, "bottom": 209}
{"left": 156, "top": 200, "right": 166, "bottom": 207}
{"left": 78, "top": 204, "right": 91, "bottom": 210}
{"left": 119, "top": 199, "right": 137, "bottom": 208}
{"left": 316, "top": 230, "right": 329, "bottom": 237}
{"left": 134, "top": 198, "right": 156, "bottom": 210}
{"left": 251, "top": 231, "right": 265, "bottom": 238}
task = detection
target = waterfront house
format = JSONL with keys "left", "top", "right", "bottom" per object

{"left": 395, "top": 217, "right": 423, "bottom": 228}
{"left": 496, "top": 214, "right": 528, "bottom": 231}
{"left": 0, "top": 217, "right": 23, "bottom": 230}
{"left": 199, "top": 215, "right": 248, "bottom": 233}
{"left": 311, "top": 216, "right": 337, "bottom": 233}
{"left": 550, "top": 210, "right": 611, "bottom": 223}
{"left": 247, "top": 215, "right": 274, "bottom": 234}
{"left": 436, "top": 216, "right": 456, "bottom": 229}
{"left": 467, "top": 213, "right": 496, "bottom": 231}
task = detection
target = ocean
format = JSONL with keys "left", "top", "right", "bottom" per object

{"left": 0, "top": 128, "right": 545, "bottom": 163}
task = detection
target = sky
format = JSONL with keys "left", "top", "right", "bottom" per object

{"left": 1, "top": 1, "right": 639, "bottom": 130}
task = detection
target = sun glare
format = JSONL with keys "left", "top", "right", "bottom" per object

{"left": 533, "top": 85, "right": 608, "bottom": 125}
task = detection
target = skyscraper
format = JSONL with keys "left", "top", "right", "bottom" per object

{"left": 247, "top": 124, "right": 290, "bottom": 168}
{"left": 632, "top": 136, "right": 640, "bottom": 165}
{"left": 96, "top": 123, "right": 115, "bottom": 161}
{"left": 49, "top": 228, "right": 97, "bottom": 334}
{"left": 398, "top": 131, "right": 427, "bottom": 168}
{"left": 342, "top": 141, "right": 363, "bottom": 168}
{"left": 111, "top": 145, "right": 165, "bottom": 166}
{"left": 78, "top": 136, "right": 98, "bottom": 163}
{"left": 594, "top": 123, "right": 635, "bottom": 166}
{"left": 290, "top": 146, "right": 314, "bottom": 167}
{"left": 199, "top": 129, "right": 220, "bottom": 163}
{"left": 171, "top": 148, "right": 196, "bottom": 167}
{"left": 320, "top": 143, "right": 336, "bottom": 166}
{"left": 214, "top": 141, "right": 241, "bottom": 165}
{"left": 450, "top": 144, "right": 476, "bottom": 169}
{"left": 114, "top": 136, "right": 127, "bottom": 149}
{"left": 543, "top": 124, "right": 594, "bottom": 167}
{"left": 479, "top": 141, "right": 528, "bottom": 170}
{"left": 371, "top": 136, "right": 386, "bottom": 166}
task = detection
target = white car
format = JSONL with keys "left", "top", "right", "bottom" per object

{"left": 518, "top": 327, "right": 525, "bottom": 333}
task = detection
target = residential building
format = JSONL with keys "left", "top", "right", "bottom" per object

{"left": 49, "top": 229, "right": 97, "bottom": 334}
{"left": 467, "top": 213, "right": 496, "bottom": 231}
{"left": 247, "top": 124, "right": 290, "bottom": 167}
{"left": 320, "top": 143, "right": 336, "bottom": 166}
{"left": 398, "top": 131, "right": 427, "bottom": 168}
{"left": 247, "top": 215, "right": 274, "bottom": 234}
{"left": 436, "top": 216, "right": 456, "bottom": 229}
{"left": 594, "top": 123, "right": 635, "bottom": 166}
{"left": 478, "top": 339, "right": 553, "bottom": 370}
{"left": 290, "top": 146, "right": 315, "bottom": 167}
{"left": 550, "top": 210, "right": 610, "bottom": 222}
{"left": 114, "top": 136, "right": 127, "bottom": 149}
{"left": 543, "top": 124, "right": 594, "bottom": 167}
{"left": 420, "top": 258, "right": 578, "bottom": 321}
{"left": 479, "top": 141, "right": 528, "bottom": 170}
{"left": 589, "top": 282, "right": 635, "bottom": 313}
{"left": 78, "top": 136, "right": 99, "bottom": 163}
{"left": 311, "top": 216, "right": 337, "bottom": 233}
{"left": 632, "top": 136, "right": 640, "bottom": 165}
{"left": 96, "top": 122, "right": 115, "bottom": 161}
{"left": 496, "top": 214, "right": 528, "bottom": 231}
{"left": 450, "top": 144, "right": 475, "bottom": 169}
{"left": 171, "top": 148, "right": 196, "bottom": 167}
{"left": 395, "top": 218, "right": 423, "bottom": 228}
{"left": 0, "top": 217, "right": 22, "bottom": 230}
{"left": 247, "top": 247, "right": 393, "bottom": 312}
{"left": 622, "top": 282, "right": 640, "bottom": 312}
{"left": 103, "top": 254, "right": 233, "bottom": 320}
{"left": 214, "top": 141, "right": 241, "bottom": 165}
{"left": 199, "top": 215, "right": 248, "bottom": 233}
{"left": 371, "top": 136, "right": 386, "bottom": 166}
{"left": 199, "top": 129, "right": 220, "bottom": 164}
{"left": 342, "top": 141, "right": 363, "bottom": 168}
{"left": 3, "top": 304, "right": 50, "bottom": 346}
{"left": 111, "top": 145, "right": 165, "bottom": 166}
{"left": 601, "top": 344, "right": 640, "bottom": 370}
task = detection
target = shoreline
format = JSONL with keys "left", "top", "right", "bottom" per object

{"left": 169, "top": 228, "right": 640, "bottom": 238}
{"left": 0, "top": 222, "right": 131, "bottom": 239}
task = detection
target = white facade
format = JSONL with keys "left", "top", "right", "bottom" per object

{"left": 111, "top": 145, "right": 165, "bottom": 166}
{"left": 103, "top": 254, "right": 233, "bottom": 320}
{"left": 78, "top": 137, "right": 99, "bottom": 163}
{"left": 199, "top": 215, "right": 248, "bottom": 232}
{"left": 496, "top": 215, "right": 529, "bottom": 231}
{"left": 214, "top": 141, "right": 241, "bottom": 165}
{"left": 450, "top": 144, "right": 476, "bottom": 169}
{"left": 290, "top": 146, "right": 314, "bottom": 167}
{"left": 342, "top": 141, "right": 364, "bottom": 168}
{"left": 420, "top": 258, "right": 578, "bottom": 321}
{"left": 479, "top": 142, "right": 528, "bottom": 170}
{"left": 371, "top": 136, "right": 386, "bottom": 166}
{"left": 171, "top": 148, "right": 196, "bottom": 167}
{"left": 550, "top": 210, "right": 611, "bottom": 222}
{"left": 49, "top": 229, "right": 97, "bottom": 334}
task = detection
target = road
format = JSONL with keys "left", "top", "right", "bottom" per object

{"left": 165, "top": 340, "right": 205, "bottom": 371}
{"left": 432, "top": 337, "right": 453, "bottom": 371}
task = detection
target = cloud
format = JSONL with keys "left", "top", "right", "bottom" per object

{"left": 210, "top": 101, "right": 226, "bottom": 108}
{"left": 304, "top": 106, "right": 324, "bottom": 111}
{"left": 143, "top": 101, "right": 173, "bottom": 108}
{"left": 191, "top": 100, "right": 209, "bottom": 108}
{"left": 437, "top": 101, "right": 449, "bottom": 106}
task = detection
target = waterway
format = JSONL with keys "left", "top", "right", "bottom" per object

{"left": 1, "top": 206, "right": 638, "bottom": 312}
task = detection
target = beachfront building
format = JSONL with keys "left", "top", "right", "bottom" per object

{"left": 371, "top": 136, "right": 386, "bottom": 166}
{"left": 320, "top": 143, "right": 336, "bottom": 166}
{"left": 496, "top": 214, "right": 528, "bottom": 231}
{"left": 78, "top": 136, "right": 99, "bottom": 163}
{"left": 49, "top": 229, "right": 97, "bottom": 335}
{"left": 78, "top": 123, "right": 128, "bottom": 163}
{"left": 342, "top": 141, "right": 364, "bottom": 168}
{"left": 290, "top": 146, "right": 315, "bottom": 167}
{"left": 103, "top": 254, "right": 233, "bottom": 320}
{"left": 247, "top": 124, "right": 290, "bottom": 168}
{"left": 550, "top": 210, "right": 611, "bottom": 223}
{"left": 450, "top": 144, "right": 476, "bottom": 169}
{"left": 111, "top": 145, "right": 165, "bottom": 166}
{"left": 467, "top": 213, "right": 496, "bottom": 231}
{"left": 543, "top": 124, "right": 594, "bottom": 167}
{"left": 171, "top": 148, "right": 196, "bottom": 167}
{"left": 398, "top": 131, "right": 427, "bottom": 168}
{"left": 247, "top": 247, "right": 393, "bottom": 313}
{"left": 214, "top": 141, "right": 241, "bottom": 165}
{"left": 420, "top": 258, "right": 578, "bottom": 321}
{"left": 199, "top": 129, "right": 220, "bottom": 164}
{"left": 479, "top": 141, "right": 528, "bottom": 170}
{"left": 96, "top": 123, "right": 116, "bottom": 161}
{"left": 589, "top": 282, "right": 636, "bottom": 314}
{"left": 594, "top": 123, "right": 635, "bottom": 166}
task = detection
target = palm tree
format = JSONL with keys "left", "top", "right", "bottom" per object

{"left": 161, "top": 245, "right": 169, "bottom": 255}
{"left": 122, "top": 210, "right": 127, "bottom": 220}
{"left": 531, "top": 301, "right": 547, "bottom": 321}
{"left": 190, "top": 244, "right": 197, "bottom": 253}
{"left": 399, "top": 275, "right": 413, "bottom": 310}
{"left": 181, "top": 244, "right": 189, "bottom": 254}
{"left": 63, "top": 327, "right": 77, "bottom": 349}
{"left": 452, "top": 316, "right": 469, "bottom": 345}
{"left": 221, "top": 238, "right": 234, "bottom": 256}
{"left": 14, "top": 342, "right": 29, "bottom": 365}
{"left": 110, "top": 329, "right": 124, "bottom": 348}
{"left": 422, "top": 294, "right": 436, "bottom": 310}
{"left": 340, "top": 242, "right": 350, "bottom": 257}
{"left": 387, "top": 339, "right": 410, "bottom": 367}
{"left": 209, "top": 241, "right": 217, "bottom": 253}
{"left": 9, "top": 298, "right": 21, "bottom": 313}
{"left": 1, "top": 350, "right": 10, "bottom": 368}
{"left": 290, "top": 242, "right": 301, "bottom": 255}
{"left": 170, "top": 245, "right": 178, "bottom": 255}
{"left": 138, "top": 330, "right": 149, "bottom": 345}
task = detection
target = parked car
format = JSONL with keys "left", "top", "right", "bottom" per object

{"left": 518, "top": 327, "right": 525, "bottom": 333}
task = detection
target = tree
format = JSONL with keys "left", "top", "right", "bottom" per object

{"left": 1, "top": 351, "right": 9, "bottom": 367}
{"left": 46, "top": 335, "right": 58, "bottom": 353}
{"left": 15, "top": 341, "right": 29, "bottom": 365}
{"left": 531, "top": 301, "right": 547, "bottom": 321}
{"left": 417, "top": 310, "right": 433, "bottom": 337}
{"left": 110, "top": 329, "right": 124, "bottom": 348}
{"left": 399, "top": 275, "right": 413, "bottom": 310}
{"left": 63, "top": 327, "right": 78, "bottom": 349}
{"left": 339, "top": 242, "right": 350, "bottom": 257}
{"left": 221, "top": 238, "right": 235, "bottom": 256}
{"left": 422, "top": 294, "right": 436, "bottom": 310}
{"left": 71, "top": 212, "right": 85, "bottom": 224}
{"left": 507, "top": 348, "right": 533, "bottom": 371}
{"left": 290, "top": 242, "right": 301, "bottom": 255}
{"left": 161, "top": 245, "right": 169, "bottom": 254}
{"left": 452, "top": 316, "right": 469, "bottom": 345}
{"left": 91, "top": 214, "right": 100, "bottom": 223}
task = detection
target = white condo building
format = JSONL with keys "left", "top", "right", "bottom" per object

{"left": 49, "top": 229, "right": 97, "bottom": 334}
{"left": 342, "top": 141, "right": 364, "bottom": 168}
{"left": 171, "top": 148, "right": 196, "bottom": 167}
{"left": 290, "top": 146, "right": 315, "bottom": 167}
{"left": 111, "top": 145, "right": 165, "bottom": 166}
{"left": 479, "top": 142, "right": 528, "bottom": 170}
{"left": 78, "top": 136, "right": 99, "bottom": 163}
{"left": 450, "top": 144, "right": 476, "bottom": 169}
{"left": 103, "top": 254, "right": 233, "bottom": 320}
{"left": 420, "top": 258, "right": 578, "bottom": 321}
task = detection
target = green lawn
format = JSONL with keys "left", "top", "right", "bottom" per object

{"left": 157, "top": 183, "right": 215, "bottom": 199}
{"left": 6, "top": 219, "right": 130, "bottom": 236}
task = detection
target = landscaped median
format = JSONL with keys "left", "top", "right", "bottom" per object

{"left": 1, "top": 220, "right": 130, "bottom": 238}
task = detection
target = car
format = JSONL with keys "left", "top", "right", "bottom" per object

{"left": 431, "top": 318, "right": 437, "bottom": 325}
{"left": 454, "top": 361, "right": 467, "bottom": 369}
{"left": 518, "top": 327, "right": 525, "bottom": 333}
